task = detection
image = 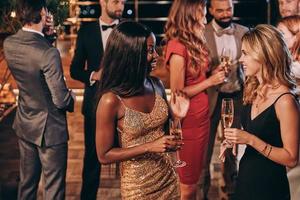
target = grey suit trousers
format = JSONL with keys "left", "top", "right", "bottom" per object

{"left": 18, "top": 139, "right": 67, "bottom": 200}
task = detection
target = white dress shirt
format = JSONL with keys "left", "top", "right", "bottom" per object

{"left": 22, "top": 27, "right": 44, "bottom": 37}
{"left": 212, "top": 19, "right": 237, "bottom": 61}
{"left": 89, "top": 19, "right": 119, "bottom": 86}
{"left": 212, "top": 20, "right": 241, "bottom": 93}
{"left": 99, "top": 18, "right": 119, "bottom": 51}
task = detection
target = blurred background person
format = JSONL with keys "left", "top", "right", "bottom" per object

{"left": 278, "top": 15, "right": 300, "bottom": 84}
{"left": 278, "top": 0, "right": 300, "bottom": 17}
{"left": 70, "top": 0, "right": 125, "bottom": 199}
{"left": 203, "top": 0, "right": 247, "bottom": 199}
{"left": 223, "top": 24, "right": 299, "bottom": 200}
{"left": 95, "top": 21, "right": 190, "bottom": 199}
{"left": 3, "top": 0, "right": 75, "bottom": 199}
{"left": 164, "top": 0, "right": 226, "bottom": 199}
{"left": 277, "top": 15, "right": 300, "bottom": 200}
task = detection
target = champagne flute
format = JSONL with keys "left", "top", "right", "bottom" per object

{"left": 169, "top": 118, "right": 186, "bottom": 168}
{"left": 221, "top": 98, "right": 234, "bottom": 148}
{"left": 220, "top": 48, "right": 232, "bottom": 82}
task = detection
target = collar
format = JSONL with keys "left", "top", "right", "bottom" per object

{"left": 22, "top": 27, "right": 44, "bottom": 37}
{"left": 212, "top": 19, "right": 235, "bottom": 37}
{"left": 99, "top": 18, "right": 119, "bottom": 27}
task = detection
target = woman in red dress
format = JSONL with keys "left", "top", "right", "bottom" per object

{"left": 164, "top": 0, "right": 226, "bottom": 199}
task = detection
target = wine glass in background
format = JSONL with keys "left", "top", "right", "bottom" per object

{"left": 221, "top": 98, "right": 234, "bottom": 148}
{"left": 43, "top": 11, "right": 53, "bottom": 33}
{"left": 43, "top": 10, "right": 58, "bottom": 43}
{"left": 169, "top": 118, "right": 186, "bottom": 168}
{"left": 220, "top": 48, "right": 232, "bottom": 82}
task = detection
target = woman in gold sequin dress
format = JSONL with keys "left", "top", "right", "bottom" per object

{"left": 95, "top": 21, "right": 190, "bottom": 200}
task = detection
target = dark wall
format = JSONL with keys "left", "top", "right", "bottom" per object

{"left": 78, "top": 0, "right": 281, "bottom": 43}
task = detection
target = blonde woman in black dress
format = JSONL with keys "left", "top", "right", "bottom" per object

{"left": 221, "top": 24, "right": 299, "bottom": 200}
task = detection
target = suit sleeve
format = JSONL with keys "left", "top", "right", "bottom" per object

{"left": 42, "top": 47, "right": 74, "bottom": 112}
{"left": 70, "top": 27, "right": 92, "bottom": 85}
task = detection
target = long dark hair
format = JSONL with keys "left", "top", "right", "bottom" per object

{"left": 97, "top": 21, "right": 150, "bottom": 102}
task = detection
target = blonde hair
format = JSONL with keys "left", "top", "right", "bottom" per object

{"left": 278, "top": 15, "right": 300, "bottom": 61}
{"left": 242, "top": 24, "right": 296, "bottom": 104}
{"left": 164, "top": 0, "right": 209, "bottom": 76}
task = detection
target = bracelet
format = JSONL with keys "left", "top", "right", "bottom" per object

{"left": 267, "top": 145, "right": 272, "bottom": 158}
{"left": 260, "top": 143, "right": 268, "bottom": 154}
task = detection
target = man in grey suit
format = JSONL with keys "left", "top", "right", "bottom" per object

{"left": 3, "top": 0, "right": 74, "bottom": 199}
{"left": 203, "top": 0, "right": 247, "bottom": 199}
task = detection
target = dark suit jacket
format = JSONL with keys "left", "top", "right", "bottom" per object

{"left": 205, "top": 22, "right": 248, "bottom": 116}
{"left": 4, "top": 30, "right": 74, "bottom": 147}
{"left": 70, "top": 21, "right": 104, "bottom": 116}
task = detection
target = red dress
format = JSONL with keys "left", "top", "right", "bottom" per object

{"left": 165, "top": 39, "right": 210, "bottom": 185}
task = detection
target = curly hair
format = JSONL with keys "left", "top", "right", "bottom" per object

{"left": 277, "top": 15, "right": 300, "bottom": 62}
{"left": 164, "top": 0, "right": 209, "bottom": 76}
{"left": 242, "top": 24, "right": 296, "bottom": 104}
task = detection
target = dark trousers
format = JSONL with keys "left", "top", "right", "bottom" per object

{"left": 203, "top": 91, "right": 242, "bottom": 198}
{"left": 80, "top": 115, "right": 101, "bottom": 200}
{"left": 18, "top": 139, "right": 67, "bottom": 200}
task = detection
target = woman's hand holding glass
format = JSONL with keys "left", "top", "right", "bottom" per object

{"left": 169, "top": 90, "right": 190, "bottom": 168}
{"left": 146, "top": 135, "right": 182, "bottom": 153}
{"left": 224, "top": 128, "right": 251, "bottom": 145}
{"left": 219, "top": 98, "right": 235, "bottom": 162}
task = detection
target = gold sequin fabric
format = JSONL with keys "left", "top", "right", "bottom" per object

{"left": 118, "top": 93, "right": 179, "bottom": 200}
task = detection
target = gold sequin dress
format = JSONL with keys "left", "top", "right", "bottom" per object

{"left": 117, "top": 93, "right": 179, "bottom": 200}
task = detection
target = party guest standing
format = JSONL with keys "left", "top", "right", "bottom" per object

{"left": 277, "top": 15, "right": 300, "bottom": 200}
{"left": 222, "top": 24, "right": 299, "bottom": 200}
{"left": 70, "top": 0, "right": 125, "bottom": 198}
{"left": 96, "top": 21, "right": 190, "bottom": 199}
{"left": 3, "top": 0, "right": 75, "bottom": 199}
{"left": 164, "top": 0, "right": 226, "bottom": 199}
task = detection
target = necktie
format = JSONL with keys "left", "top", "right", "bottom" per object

{"left": 101, "top": 24, "right": 117, "bottom": 31}
{"left": 215, "top": 27, "right": 235, "bottom": 37}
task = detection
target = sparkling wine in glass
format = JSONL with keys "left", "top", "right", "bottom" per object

{"left": 221, "top": 98, "right": 234, "bottom": 147}
{"left": 220, "top": 48, "right": 232, "bottom": 82}
{"left": 169, "top": 119, "right": 186, "bottom": 168}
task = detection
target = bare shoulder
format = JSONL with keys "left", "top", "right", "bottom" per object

{"left": 98, "top": 92, "right": 121, "bottom": 111}
{"left": 275, "top": 92, "right": 300, "bottom": 113}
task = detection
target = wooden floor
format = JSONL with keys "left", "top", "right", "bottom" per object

{"left": 0, "top": 39, "right": 228, "bottom": 200}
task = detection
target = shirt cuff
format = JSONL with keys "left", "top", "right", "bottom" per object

{"left": 89, "top": 71, "right": 96, "bottom": 86}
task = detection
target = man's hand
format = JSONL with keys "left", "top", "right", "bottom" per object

{"left": 91, "top": 70, "right": 103, "bottom": 81}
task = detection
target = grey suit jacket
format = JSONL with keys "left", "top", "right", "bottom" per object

{"left": 205, "top": 22, "right": 248, "bottom": 116}
{"left": 4, "top": 30, "right": 74, "bottom": 147}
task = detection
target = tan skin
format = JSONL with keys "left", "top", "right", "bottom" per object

{"left": 168, "top": 6, "right": 225, "bottom": 200}
{"left": 169, "top": 55, "right": 226, "bottom": 98}
{"left": 169, "top": 56, "right": 224, "bottom": 200}
{"left": 220, "top": 44, "right": 299, "bottom": 168}
{"left": 96, "top": 34, "right": 189, "bottom": 165}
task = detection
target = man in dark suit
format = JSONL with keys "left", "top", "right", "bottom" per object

{"left": 3, "top": 0, "right": 74, "bottom": 199}
{"left": 202, "top": 0, "right": 247, "bottom": 199}
{"left": 70, "top": 0, "right": 125, "bottom": 199}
